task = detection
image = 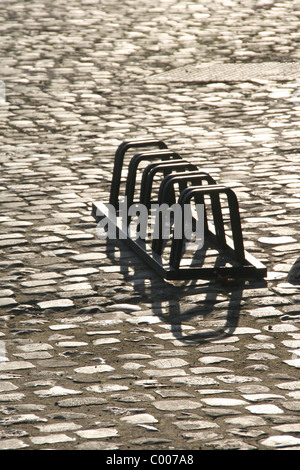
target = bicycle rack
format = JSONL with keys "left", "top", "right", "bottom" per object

{"left": 92, "top": 139, "right": 267, "bottom": 280}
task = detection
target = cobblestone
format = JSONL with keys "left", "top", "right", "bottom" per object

{"left": 1, "top": 0, "right": 300, "bottom": 452}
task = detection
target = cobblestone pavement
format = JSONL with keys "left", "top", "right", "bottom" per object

{"left": 1, "top": 0, "right": 300, "bottom": 451}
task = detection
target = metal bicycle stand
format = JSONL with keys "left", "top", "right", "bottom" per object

{"left": 92, "top": 139, "right": 267, "bottom": 280}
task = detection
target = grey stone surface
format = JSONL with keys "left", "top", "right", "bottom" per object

{"left": 1, "top": 0, "right": 300, "bottom": 451}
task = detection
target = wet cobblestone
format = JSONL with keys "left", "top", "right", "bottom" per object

{"left": 1, "top": 0, "right": 300, "bottom": 452}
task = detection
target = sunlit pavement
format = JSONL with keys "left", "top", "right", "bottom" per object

{"left": 1, "top": 0, "right": 300, "bottom": 450}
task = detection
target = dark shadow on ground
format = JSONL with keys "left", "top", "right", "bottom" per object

{"left": 104, "top": 237, "right": 267, "bottom": 345}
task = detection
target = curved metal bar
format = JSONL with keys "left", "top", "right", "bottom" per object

{"left": 170, "top": 185, "right": 245, "bottom": 269}
{"left": 158, "top": 171, "right": 216, "bottom": 206}
{"left": 125, "top": 150, "right": 182, "bottom": 208}
{"left": 140, "top": 160, "right": 198, "bottom": 209}
{"left": 152, "top": 171, "right": 216, "bottom": 254}
{"left": 109, "top": 139, "right": 168, "bottom": 210}
{"left": 178, "top": 184, "right": 227, "bottom": 251}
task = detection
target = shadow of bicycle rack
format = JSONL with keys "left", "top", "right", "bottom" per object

{"left": 92, "top": 139, "right": 267, "bottom": 281}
